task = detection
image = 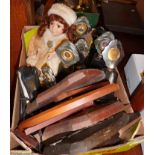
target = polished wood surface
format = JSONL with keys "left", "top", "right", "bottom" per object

{"left": 130, "top": 82, "right": 144, "bottom": 112}
{"left": 10, "top": 0, "right": 35, "bottom": 123}
{"left": 26, "top": 69, "right": 106, "bottom": 114}
{"left": 136, "top": 0, "right": 144, "bottom": 21}
{"left": 13, "top": 129, "right": 38, "bottom": 149}
{"left": 53, "top": 81, "right": 109, "bottom": 102}
{"left": 19, "top": 84, "right": 120, "bottom": 134}
{"left": 44, "top": 0, "right": 55, "bottom": 15}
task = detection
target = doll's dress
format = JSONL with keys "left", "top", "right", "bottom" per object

{"left": 26, "top": 28, "right": 68, "bottom": 78}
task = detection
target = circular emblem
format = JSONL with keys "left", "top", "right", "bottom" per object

{"left": 108, "top": 48, "right": 120, "bottom": 61}
{"left": 61, "top": 49, "right": 74, "bottom": 62}
{"left": 76, "top": 23, "right": 88, "bottom": 36}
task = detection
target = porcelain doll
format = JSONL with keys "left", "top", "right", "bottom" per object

{"left": 26, "top": 3, "right": 77, "bottom": 83}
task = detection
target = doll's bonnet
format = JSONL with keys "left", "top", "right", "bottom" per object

{"left": 48, "top": 3, "right": 77, "bottom": 26}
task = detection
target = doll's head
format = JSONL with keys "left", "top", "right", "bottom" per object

{"left": 38, "top": 3, "right": 77, "bottom": 37}
{"left": 48, "top": 14, "right": 69, "bottom": 36}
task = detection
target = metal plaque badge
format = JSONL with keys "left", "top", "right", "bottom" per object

{"left": 56, "top": 40, "right": 80, "bottom": 66}
{"left": 74, "top": 16, "right": 91, "bottom": 36}
{"left": 102, "top": 39, "right": 124, "bottom": 69}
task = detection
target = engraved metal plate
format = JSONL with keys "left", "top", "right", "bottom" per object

{"left": 108, "top": 48, "right": 120, "bottom": 61}
{"left": 76, "top": 23, "right": 88, "bottom": 36}
{"left": 56, "top": 40, "right": 80, "bottom": 66}
{"left": 74, "top": 16, "right": 91, "bottom": 36}
{"left": 102, "top": 39, "right": 124, "bottom": 69}
{"left": 61, "top": 49, "right": 75, "bottom": 62}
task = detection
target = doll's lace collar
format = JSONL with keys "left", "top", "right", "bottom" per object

{"left": 43, "top": 28, "right": 67, "bottom": 44}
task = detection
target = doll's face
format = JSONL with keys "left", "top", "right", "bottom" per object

{"left": 49, "top": 21, "right": 64, "bottom": 36}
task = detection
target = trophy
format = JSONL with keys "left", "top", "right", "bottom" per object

{"left": 102, "top": 39, "right": 124, "bottom": 69}
{"left": 95, "top": 31, "right": 124, "bottom": 83}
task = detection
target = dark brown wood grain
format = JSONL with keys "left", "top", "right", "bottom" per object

{"left": 43, "top": 112, "right": 130, "bottom": 155}
{"left": 44, "top": 0, "right": 55, "bottom": 15}
{"left": 13, "top": 128, "right": 39, "bottom": 149}
{"left": 130, "top": 82, "right": 144, "bottom": 112}
{"left": 101, "top": 1, "right": 143, "bottom": 35}
{"left": 42, "top": 102, "right": 130, "bottom": 141}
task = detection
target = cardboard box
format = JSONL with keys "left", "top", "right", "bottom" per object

{"left": 124, "top": 54, "right": 144, "bottom": 95}
{"left": 10, "top": 26, "right": 143, "bottom": 155}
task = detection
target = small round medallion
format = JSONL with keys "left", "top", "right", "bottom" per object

{"left": 108, "top": 48, "right": 120, "bottom": 61}
{"left": 76, "top": 23, "right": 88, "bottom": 36}
{"left": 61, "top": 49, "right": 74, "bottom": 62}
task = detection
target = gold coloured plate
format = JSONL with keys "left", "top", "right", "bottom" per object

{"left": 61, "top": 49, "right": 75, "bottom": 62}
{"left": 108, "top": 48, "right": 120, "bottom": 61}
{"left": 76, "top": 23, "right": 88, "bottom": 36}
